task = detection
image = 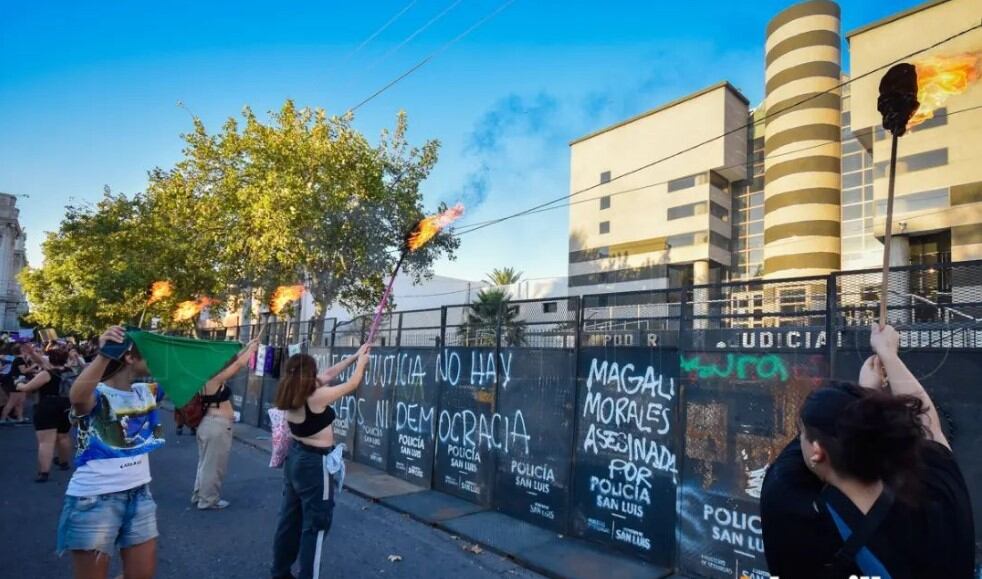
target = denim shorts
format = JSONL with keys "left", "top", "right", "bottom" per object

{"left": 56, "top": 485, "right": 158, "bottom": 555}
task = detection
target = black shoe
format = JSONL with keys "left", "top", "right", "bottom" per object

{"left": 54, "top": 458, "right": 70, "bottom": 471}
{"left": 35, "top": 472, "right": 49, "bottom": 483}
{"left": 176, "top": 427, "right": 184, "bottom": 436}
{"left": 190, "top": 428, "right": 197, "bottom": 435}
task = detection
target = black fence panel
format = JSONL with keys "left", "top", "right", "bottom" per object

{"left": 226, "top": 367, "right": 249, "bottom": 424}
{"left": 677, "top": 347, "right": 828, "bottom": 579}
{"left": 570, "top": 346, "right": 680, "bottom": 565}
{"left": 492, "top": 347, "right": 576, "bottom": 532}
{"left": 388, "top": 348, "right": 440, "bottom": 487}
{"left": 309, "top": 347, "right": 358, "bottom": 458}
{"left": 433, "top": 347, "right": 502, "bottom": 505}
{"left": 347, "top": 347, "right": 400, "bottom": 470}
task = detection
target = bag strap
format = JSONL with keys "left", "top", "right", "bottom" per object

{"left": 822, "top": 485, "right": 895, "bottom": 574}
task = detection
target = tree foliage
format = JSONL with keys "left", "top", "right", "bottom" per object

{"left": 458, "top": 288, "right": 525, "bottom": 347}
{"left": 486, "top": 267, "right": 523, "bottom": 287}
{"left": 20, "top": 101, "right": 457, "bottom": 334}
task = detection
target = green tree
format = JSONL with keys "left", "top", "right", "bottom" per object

{"left": 458, "top": 288, "right": 525, "bottom": 346}
{"left": 21, "top": 101, "right": 456, "bottom": 335}
{"left": 486, "top": 267, "right": 523, "bottom": 287}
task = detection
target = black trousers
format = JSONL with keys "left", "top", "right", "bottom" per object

{"left": 271, "top": 442, "right": 337, "bottom": 579}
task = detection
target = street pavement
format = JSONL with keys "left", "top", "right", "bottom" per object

{"left": 0, "top": 420, "right": 542, "bottom": 578}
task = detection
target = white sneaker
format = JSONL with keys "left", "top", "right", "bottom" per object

{"left": 198, "top": 499, "right": 230, "bottom": 510}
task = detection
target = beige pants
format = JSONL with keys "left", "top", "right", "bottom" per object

{"left": 192, "top": 414, "right": 233, "bottom": 508}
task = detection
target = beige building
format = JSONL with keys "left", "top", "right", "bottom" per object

{"left": 568, "top": 0, "right": 982, "bottom": 296}
{"left": 568, "top": 82, "right": 749, "bottom": 294}
{"left": 0, "top": 194, "right": 28, "bottom": 330}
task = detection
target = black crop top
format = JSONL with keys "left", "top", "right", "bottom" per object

{"left": 288, "top": 402, "right": 336, "bottom": 438}
{"left": 201, "top": 384, "right": 232, "bottom": 409}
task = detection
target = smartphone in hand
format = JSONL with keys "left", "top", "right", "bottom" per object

{"left": 99, "top": 337, "right": 133, "bottom": 360}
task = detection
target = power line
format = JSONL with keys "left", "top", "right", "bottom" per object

{"left": 364, "top": 0, "right": 463, "bottom": 73}
{"left": 339, "top": 0, "right": 419, "bottom": 67}
{"left": 452, "top": 102, "right": 982, "bottom": 235}
{"left": 447, "top": 22, "right": 982, "bottom": 236}
{"left": 349, "top": 0, "right": 518, "bottom": 113}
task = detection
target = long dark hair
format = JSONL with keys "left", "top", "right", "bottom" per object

{"left": 274, "top": 354, "right": 319, "bottom": 411}
{"left": 801, "top": 383, "right": 927, "bottom": 497}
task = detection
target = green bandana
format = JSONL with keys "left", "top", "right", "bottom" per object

{"left": 127, "top": 328, "right": 242, "bottom": 408}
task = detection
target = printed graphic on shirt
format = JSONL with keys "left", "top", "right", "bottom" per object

{"left": 74, "top": 382, "right": 166, "bottom": 467}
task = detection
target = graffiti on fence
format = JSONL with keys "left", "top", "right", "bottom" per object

{"left": 571, "top": 348, "right": 680, "bottom": 565}
{"left": 493, "top": 348, "right": 576, "bottom": 531}
{"left": 679, "top": 350, "right": 827, "bottom": 579}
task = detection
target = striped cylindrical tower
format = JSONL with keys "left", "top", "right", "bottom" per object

{"left": 763, "top": 0, "right": 842, "bottom": 278}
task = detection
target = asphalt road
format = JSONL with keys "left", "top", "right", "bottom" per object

{"left": 0, "top": 420, "right": 542, "bottom": 578}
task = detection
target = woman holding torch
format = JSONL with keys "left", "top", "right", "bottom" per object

{"left": 760, "top": 325, "right": 974, "bottom": 578}
{"left": 270, "top": 345, "right": 370, "bottom": 579}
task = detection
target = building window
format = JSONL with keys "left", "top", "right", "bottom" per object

{"left": 599, "top": 196, "right": 611, "bottom": 210}
{"left": 709, "top": 171, "right": 729, "bottom": 190}
{"left": 668, "top": 202, "right": 708, "bottom": 220}
{"left": 600, "top": 171, "right": 611, "bottom": 184}
{"left": 874, "top": 188, "right": 949, "bottom": 215}
{"left": 542, "top": 302, "right": 558, "bottom": 314}
{"left": 599, "top": 221, "right": 610, "bottom": 234}
{"left": 842, "top": 153, "right": 863, "bottom": 173}
{"left": 874, "top": 148, "right": 948, "bottom": 178}
{"left": 667, "top": 172, "right": 708, "bottom": 193}
{"left": 710, "top": 201, "right": 729, "bottom": 222}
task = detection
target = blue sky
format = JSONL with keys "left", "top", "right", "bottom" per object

{"left": 1, "top": 0, "right": 920, "bottom": 282}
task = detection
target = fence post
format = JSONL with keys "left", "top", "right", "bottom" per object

{"left": 396, "top": 312, "right": 404, "bottom": 348}
{"left": 439, "top": 306, "right": 447, "bottom": 349}
{"left": 678, "top": 285, "right": 690, "bottom": 350}
{"left": 329, "top": 319, "right": 337, "bottom": 351}
{"left": 826, "top": 272, "right": 837, "bottom": 379}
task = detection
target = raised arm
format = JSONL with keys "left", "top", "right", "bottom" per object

{"left": 871, "top": 324, "right": 949, "bottom": 450}
{"left": 317, "top": 343, "right": 368, "bottom": 385}
{"left": 17, "top": 370, "right": 52, "bottom": 393}
{"left": 310, "top": 348, "right": 371, "bottom": 406}
{"left": 20, "top": 343, "right": 51, "bottom": 371}
{"left": 70, "top": 326, "right": 123, "bottom": 416}
{"left": 203, "top": 338, "right": 260, "bottom": 394}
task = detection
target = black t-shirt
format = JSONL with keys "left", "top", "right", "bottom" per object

{"left": 761, "top": 438, "right": 975, "bottom": 579}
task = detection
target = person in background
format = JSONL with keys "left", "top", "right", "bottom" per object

{"left": 761, "top": 324, "right": 975, "bottom": 578}
{"left": 57, "top": 326, "right": 165, "bottom": 579}
{"left": 174, "top": 405, "right": 197, "bottom": 437}
{"left": 66, "top": 346, "right": 86, "bottom": 375}
{"left": 191, "top": 337, "right": 259, "bottom": 510}
{"left": 18, "top": 349, "right": 73, "bottom": 482}
{"left": 270, "top": 346, "right": 370, "bottom": 579}
{"left": 1, "top": 343, "right": 33, "bottom": 424}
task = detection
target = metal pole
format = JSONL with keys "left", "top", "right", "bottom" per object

{"left": 439, "top": 306, "right": 447, "bottom": 349}
{"left": 880, "top": 134, "right": 900, "bottom": 327}
{"left": 826, "top": 272, "right": 838, "bottom": 378}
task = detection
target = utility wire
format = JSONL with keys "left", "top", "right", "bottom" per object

{"left": 447, "top": 22, "right": 982, "bottom": 236}
{"left": 349, "top": 0, "right": 518, "bottom": 112}
{"left": 364, "top": 0, "right": 463, "bottom": 73}
{"left": 452, "top": 103, "right": 982, "bottom": 235}
{"left": 339, "top": 0, "right": 419, "bottom": 67}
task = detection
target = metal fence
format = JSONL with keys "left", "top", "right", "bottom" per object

{"left": 195, "top": 259, "right": 982, "bottom": 353}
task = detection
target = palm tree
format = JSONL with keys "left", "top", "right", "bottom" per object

{"left": 458, "top": 288, "right": 526, "bottom": 346}
{"left": 486, "top": 267, "right": 523, "bottom": 287}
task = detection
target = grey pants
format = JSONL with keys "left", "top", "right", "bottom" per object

{"left": 192, "top": 414, "right": 233, "bottom": 508}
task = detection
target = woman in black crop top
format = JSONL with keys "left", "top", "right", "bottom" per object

{"left": 18, "top": 349, "right": 72, "bottom": 482}
{"left": 271, "top": 346, "right": 370, "bottom": 579}
{"left": 191, "top": 337, "right": 259, "bottom": 510}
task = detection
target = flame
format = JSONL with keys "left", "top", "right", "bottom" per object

{"left": 173, "top": 297, "right": 215, "bottom": 322}
{"left": 909, "top": 53, "right": 980, "bottom": 128}
{"left": 406, "top": 203, "right": 465, "bottom": 252}
{"left": 147, "top": 281, "right": 173, "bottom": 305}
{"left": 270, "top": 285, "right": 305, "bottom": 315}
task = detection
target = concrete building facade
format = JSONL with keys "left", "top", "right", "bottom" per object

{"left": 0, "top": 194, "right": 28, "bottom": 331}
{"left": 568, "top": 0, "right": 982, "bottom": 295}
